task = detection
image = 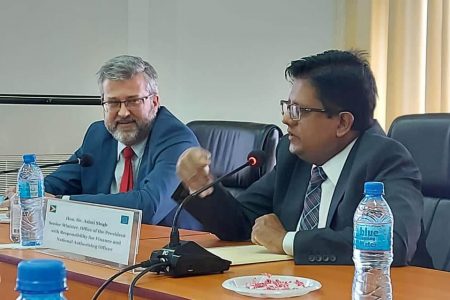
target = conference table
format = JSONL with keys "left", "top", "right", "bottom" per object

{"left": 1, "top": 224, "right": 449, "bottom": 299}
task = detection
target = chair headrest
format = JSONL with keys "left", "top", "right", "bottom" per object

{"left": 187, "top": 120, "right": 282, "bottom": 189}
{"left": 388, "top": 114, "right": 450, "bottom": 198}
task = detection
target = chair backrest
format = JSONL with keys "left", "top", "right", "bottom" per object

{"left": 187, "top": 120, "right": 282, "bottom": 196}
{"left": 388, "top": 113, "right": 450, "bottom": 271}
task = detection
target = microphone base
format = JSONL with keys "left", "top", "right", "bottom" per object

{"left": 149, "top": 240, "right": 231, "bottom": 277}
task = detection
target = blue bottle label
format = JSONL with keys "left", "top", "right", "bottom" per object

{"left": 18, "top": 180, "right": 44, "bottom": 198}
{"left": 354, "top": 223, "right": 392, "bottom": 251}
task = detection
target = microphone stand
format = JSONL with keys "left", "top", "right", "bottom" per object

{"left": 0, "top": 156, "right": 91, "bottom": 175}
{"left": 148, "top": 150, "right": 265, "bottom": 277}
{"left": 169, "top": 161, "right": 250, "bottom": 247}
{"left": 149, "top": 162, "right": 252, "bottom": 277}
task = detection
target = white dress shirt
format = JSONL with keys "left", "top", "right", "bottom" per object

{"left": 282, "top": 138, "right": 357, "bottom": 256}
{"left": 110, "top": 138, "right": 148, "bottom": 194}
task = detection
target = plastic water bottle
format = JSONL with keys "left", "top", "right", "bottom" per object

{"left": 17, "top": 154, "right": 45, "bottom": 246}
{"left": 16, "top": 259, "right": 67, "bottom": 299}
{"left": 9, "top": 191, "right": 21, "bottom": 243}
{"left": 352, "top": 181, "right": 393, "bottom": 300}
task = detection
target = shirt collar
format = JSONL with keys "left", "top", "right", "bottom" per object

{"left": 320, "top": 138, "right": 358, "bottom": 186}
{"left": 117, "top": 137, "right": 148, "bottom": 160}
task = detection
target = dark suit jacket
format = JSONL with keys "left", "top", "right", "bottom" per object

{"left": 45, "top": 106, "right": 203, "bottom": 230}
{"left": 178, "top": 122, "right": 423, "bottom": 265}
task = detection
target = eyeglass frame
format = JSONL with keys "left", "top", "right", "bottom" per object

{"left": 280, "top": 100, "right": 328, "bottom": 121}
{"left": 101, "top": 94, "right": 154, "bottom": 113}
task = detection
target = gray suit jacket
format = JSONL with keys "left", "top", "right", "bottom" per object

{"left": 178, "top": 122, "right": 423, "bottom": 265}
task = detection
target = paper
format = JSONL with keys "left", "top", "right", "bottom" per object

{"left": 206, "top": 244, "right": 293, "bottom": 266}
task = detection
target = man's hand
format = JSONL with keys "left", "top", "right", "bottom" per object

{"left": 0, "top": 199, "right": 10, "bottom": 209}
{"left": 45, "top": 192, "right": 56, "bottom": 198}
{"left": 5, "top": 186, "right": 16, "bottom": 196}
{"left": 251, "top": 213, "right": 287, "bottom": 254}
{"left": 1, "top": 186, "right": 17, "bottom": 209}
{"left": 176, "top": 147, "right": 214, "bottom": 197}
{"left": 1, "top": 186, "right": 56, "bottom": 209}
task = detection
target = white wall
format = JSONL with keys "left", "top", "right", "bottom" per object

{"left": 0, "top": 0, "right": 127, "bottom": 154}
{"left": 0, "top": 0, "right": 342, "bottom": 155}
{"left": 147, "top": 0, "right": 339, "bottom": 127}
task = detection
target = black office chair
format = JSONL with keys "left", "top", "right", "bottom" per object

{"left": 388, "top": 113, "right": 450, "bottom": 271}
{"left": 187, "top": 120, "right": 283, "bottom": 196}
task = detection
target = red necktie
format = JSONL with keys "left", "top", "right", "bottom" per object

{"left": 120, "top": 146, "right": 134, "bottom": 192}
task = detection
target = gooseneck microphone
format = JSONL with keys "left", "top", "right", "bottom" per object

{"left": 0, "top": 153, "right": 94, "bottom": 175}
{"left": 170, "top": 150, "right": 266, "bottom": 247}
{"left": 149, "top": 150, "right": 266, "bottom": 277}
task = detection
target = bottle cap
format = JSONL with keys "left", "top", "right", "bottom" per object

{"left": 364, "top": 181, "right": 384, "bottom": 195}
{"left": 16, "top": 259, "right": 67, "bottom": 293}
{"left": 22, "top": 154, "right": 36, "bottom": 164}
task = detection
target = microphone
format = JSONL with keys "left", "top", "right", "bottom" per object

{"left": 0, "top": 153, "right": 94, "bottom": 175}
{"left": 149, "top": 150, "right": 266, "bottom": 277}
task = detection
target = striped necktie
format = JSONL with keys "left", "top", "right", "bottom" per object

{"left": 298, "top": 166, "right": 327, "bottom": 230}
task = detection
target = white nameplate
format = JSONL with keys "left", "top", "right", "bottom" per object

{"left": 43, "top": 198, "right": 141, "bottom": 267}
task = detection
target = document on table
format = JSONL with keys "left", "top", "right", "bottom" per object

{"left": 206, "top": 244, "right": 293, "bottom": 266}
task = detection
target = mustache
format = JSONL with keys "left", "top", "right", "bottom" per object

{"left": 115, "top": 117, "right": 135, "bottom": 124}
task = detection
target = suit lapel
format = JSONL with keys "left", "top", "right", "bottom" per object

{"left": 322, "top": 121, "right": 386, "bottom": 227}
{"left": 137, "top": 136, "right": 152, "bottom": 181}
{"left": 283, "top": 161, "right": 311, "bottom": 231}
{"left": 325, "top": 129, "right": 371, "bottom": 227}
{"left": 97, "top": 136, "right": 117, "bottom": 193}
{"left": 326, "top": 159, "right": 352, "bottom": 227}
{"left": 136, "top": 108, "right": 162, "bottom": 181}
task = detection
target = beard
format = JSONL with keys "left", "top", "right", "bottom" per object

{"left": 105, "top": 109, "right": 157, "bottom": 145}
{"left": 288, "top": 143, "right": 296, "bottom": 154}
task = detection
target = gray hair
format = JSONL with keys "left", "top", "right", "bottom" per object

{"left": 96, "top": 55, "right": 159, "bottom": 95}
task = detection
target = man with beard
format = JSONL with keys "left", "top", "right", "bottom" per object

{"left": 174, "top": 50, "right": 423, "bottom": 264}
{"left": 42, "top": 55, "right": 201, "bottom": 229}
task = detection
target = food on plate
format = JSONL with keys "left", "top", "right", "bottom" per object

{"left": 246, "top": 273, "right": 305, "bottom": 290}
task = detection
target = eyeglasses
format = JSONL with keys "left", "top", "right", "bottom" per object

{"left": 101, "top": 95, "right": 153, "bottom": 113}
{"left": 280, "top": 100, "right": 327, "bottom": 121}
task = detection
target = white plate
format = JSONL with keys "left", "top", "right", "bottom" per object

{"left": 222, "top": 275, "right": 321, "bottom": 298}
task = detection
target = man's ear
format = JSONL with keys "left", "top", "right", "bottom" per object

{"left": 336, "top": 112, "right": 355, "bottom": 137}
{"left": 152, "top": 94, "right": 160, "bottom": 108}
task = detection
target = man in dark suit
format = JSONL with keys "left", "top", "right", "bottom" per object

{"left": 42, "top": 55, "right": 201, "bottom": 229}
{"left": 175, "top": 50, "right": 423, "bottom": 265}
